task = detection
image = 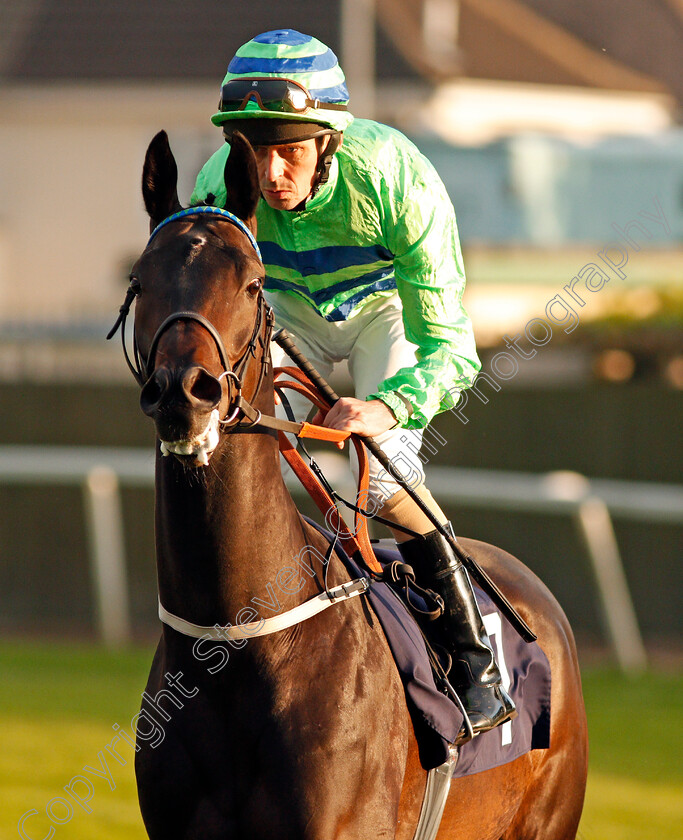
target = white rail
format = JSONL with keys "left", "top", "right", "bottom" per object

{"left": 1, "top": 446, "right": 679, "bottom": 672}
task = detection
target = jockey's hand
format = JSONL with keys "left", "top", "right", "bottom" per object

{"left": 312, "top": 397, "right": 397, "bottom": 438}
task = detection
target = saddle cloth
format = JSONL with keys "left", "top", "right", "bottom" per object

{"left": 306, "top": 519, "right": 551, "bottom": 774}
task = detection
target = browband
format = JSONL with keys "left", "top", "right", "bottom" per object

{"left": 147, "top": 206, "right": 262, "bottom": 261}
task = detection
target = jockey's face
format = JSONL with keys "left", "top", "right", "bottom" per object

{"left": 253, "top": 138, "right": 322, "bottom": 210}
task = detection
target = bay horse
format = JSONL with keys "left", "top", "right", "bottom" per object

{"left": 125, "top": 130, "right": 587, "bottom": 839}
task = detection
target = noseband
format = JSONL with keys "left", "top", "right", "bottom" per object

{"left": 107, "top": 207, "right": 274, "bottom": 429}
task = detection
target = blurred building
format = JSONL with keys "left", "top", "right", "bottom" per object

{"left": 0, "top": 0, "right": 681, "bottom": 340}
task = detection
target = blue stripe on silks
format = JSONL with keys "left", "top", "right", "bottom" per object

{"left": 265, "top": 276, "right": 310, "bottom": 297}
{"left": 308, "top": 83, "right": 349, "bottom": 102}
{"left": 253, "top": 31, "right": 312, "bottom": 46}
{"left": 228, "top": 51, "right": 338, "bottom": 75}
{"left": 264, "top": 266, "right": 396, "bottom": 306}
{"left": 308, "top": 267, "right": 395, "bottom": 303}
{"left": 260, "top": 241, "right": 393, "bottom": 277}
{"left": 265, "top": 271, "right": 397, "bottom": 320}
{"left": 325, "top": 277, "right": 397, "bottom": 321}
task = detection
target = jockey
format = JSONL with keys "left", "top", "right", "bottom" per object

{"left": 191, "top": 29, "right": 515, "bottom": 736}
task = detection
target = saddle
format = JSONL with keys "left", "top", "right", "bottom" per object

{"left": 305, "top": 517, "right": 551, "bottom": 775}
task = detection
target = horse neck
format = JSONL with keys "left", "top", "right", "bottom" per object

{"left": 154, "top": 404, "right": 312, "bottom": 625}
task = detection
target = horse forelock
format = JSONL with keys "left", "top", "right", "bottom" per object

{"left": 140, "top": 232, "right": 250, "bottom": 302}
{"left": 161, "top": 216, "right": 257, "bottom": 275}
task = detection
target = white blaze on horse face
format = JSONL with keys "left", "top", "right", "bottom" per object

{"left": 159, "top": 409, "right": 221, "bottom": 466}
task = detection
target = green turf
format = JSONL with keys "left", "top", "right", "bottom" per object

{"left": 579, "top": 667, "right": 683, "bottom": 840}
{"left": 1, "top": 642, "right": 150, "bottom": 840}
{"left": 0, "top": 641, "right": 680, "bottom": 839}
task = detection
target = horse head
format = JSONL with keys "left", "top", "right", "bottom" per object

{"left": 120, "top": 130, "right": 270, "bottom": 466}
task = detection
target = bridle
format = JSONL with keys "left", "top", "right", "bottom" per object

{"left": 122, "top": 210, "right": 378, "bottom": 654}
{"left": 107, "top": 206, "right": 275, "bottom": 431}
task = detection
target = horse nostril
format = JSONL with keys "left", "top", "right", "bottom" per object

{"left": 182, "top": 367, "right": 222, "bottom": 408}
{"left": 140, "top": 368, "right": 171, "bottom": 416}
{"left": 140, "top": 366, "right": 221, "bottom": 417}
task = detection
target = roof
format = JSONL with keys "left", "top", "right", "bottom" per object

{"left": 1, "top": 0, "right": 680, "bottom": 105}
{"left": 0, "top": 0, "right": 415, "bottom": 83}
{"left": 520, "top": 0, "right": 683, "bottom": 101}
{"left": 0, "top": 0, "right": 341, "bottom": 81}
{"left": 377, "top": 0, "right": 681, "bottom": 101}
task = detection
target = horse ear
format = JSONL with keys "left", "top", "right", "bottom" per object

{"left": 223, "top": 131, "right": 261, "bottom": 226}
{"left": 142, "top": 131, "right": 183, "bottom": 227}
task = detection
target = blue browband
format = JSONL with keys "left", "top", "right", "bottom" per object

{"left": 147, "top": 206, "right": 262, "bottom": 261}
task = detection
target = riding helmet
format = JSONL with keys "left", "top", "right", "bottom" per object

{"left": 211, "top": 30, "right": 353, "bottom": 190}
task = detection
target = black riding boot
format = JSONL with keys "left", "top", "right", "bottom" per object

{"left": 398, "top": 525, "right": 517, "bottom": 737}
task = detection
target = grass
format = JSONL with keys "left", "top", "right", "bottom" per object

{"left": 0, "top": 640, "right": 680, "bottom": 839}
{"left": 0, "top": 642, "right": 150, "bottom": 840}
{"left": 579, "top": 667, "right": 683, "bottom": 840}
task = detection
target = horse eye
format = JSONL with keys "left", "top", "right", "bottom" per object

{"left": 130, "top": 276, "right": 142, "bottom": 294}
{"left": 246, "top": 278, "right": 263, "bottom": 295}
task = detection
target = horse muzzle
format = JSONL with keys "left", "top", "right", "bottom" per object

{"left": 159, "top": 409, "right": 221, "bottom": 466}
{"left": 140, "top": 365, "right": 226, "bottom": 466}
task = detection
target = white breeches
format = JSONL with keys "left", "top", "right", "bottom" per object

{"left": 268, "top": 290, "right": 426, "bottom": 501}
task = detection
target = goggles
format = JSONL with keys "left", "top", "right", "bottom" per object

{"left": 218, "top": 77, "right": 348, "bottom": 115}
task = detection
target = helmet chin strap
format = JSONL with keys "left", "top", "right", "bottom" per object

{"left": 310, "top": 131, "right": 341, "bottom": 198}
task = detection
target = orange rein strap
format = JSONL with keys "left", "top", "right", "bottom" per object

{"left": 274, "top": 367, "right": 382, "bottom": 575}
{"left": 298, "top": 422, "right": 349, "bottom": 443}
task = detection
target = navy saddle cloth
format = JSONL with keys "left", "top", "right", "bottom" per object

{"left": 308, "top": 520, "right": 551, "bottom": 774}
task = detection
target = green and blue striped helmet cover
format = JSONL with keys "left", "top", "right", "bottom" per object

{"left": 211, "top": 30, "right": 354, "bottom": 133}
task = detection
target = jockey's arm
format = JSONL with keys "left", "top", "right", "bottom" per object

{"left": 366, "top": 149, "right": 480, "bottom": 430}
